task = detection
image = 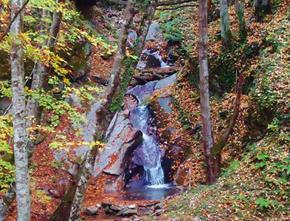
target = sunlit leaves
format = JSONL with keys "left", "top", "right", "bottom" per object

{"left": 0, "top": 115, "right": 14, "bottom": 192}
{"left": 29, "top": 0, "right": 58, "bottom": 12}
{"left": 0, "top": 80, "right": 12, "bottom": 98}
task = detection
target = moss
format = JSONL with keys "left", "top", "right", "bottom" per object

{"left": 109, "top": 57, "right": 136, "bottom": 112}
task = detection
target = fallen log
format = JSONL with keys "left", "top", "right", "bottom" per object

{"left": 140, "top": 66, "right": 179, "bottom": 74}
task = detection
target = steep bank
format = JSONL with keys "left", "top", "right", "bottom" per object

{"left": 163, "top": 2, "right": 289, "bottom": 220}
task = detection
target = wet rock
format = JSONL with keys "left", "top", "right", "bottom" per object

{"left": 154, "top": 203, "right": 162, "bottom": 210}
{"left": 85, "top": 205, "right": 101, "bottom": 216}
{"left": 110, "top": 204, "right": 122, "bottom": 212}
{"left": 103, "top": 127, "right": 142, "bottom": 176}
{"left": 102, "top": 202, "right": 122, "bottom": 215}
{"left": 146, "top": 21, "right": 162, "bottom": 41}
{"left": 132, "top": 66, "right": 178, "bottom": 86}
{"left": 127, "top": 81, "right": 157, "bottom": 103}
{"left": 153, "top": 209, "right": 163, "bottom": 216}
{"left": 124, "top": 94, "right": 139, "bottom": 112}
{"left": 90, "top": 75, "right": 109, "bottom": 86}
{"left": 102, "top": 203, "right": 138, "bottom": 217}
{"left": 128, "top": 204, "right": 137, "bottom": 209}
{"left": 155, "top": 74, "right": 176, "bottom": 90}
{"left": 94, "top": 110, "right": 144, "bottom": 177}
{"left": 102, "top": 202, "right": 115, "bottom": 213}
{"left": 117, "top": 207, "right": 138, "bottom": 216}
{"left": 138, "top": 206, "right": 153, "bottom": 215}
{"left": 137, "top": 50, "right": 169, "bottom": 70}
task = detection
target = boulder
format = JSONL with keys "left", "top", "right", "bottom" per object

{"left": 117, "top": 207, "right": 138, "bottom": 216}
{"left": 85, "top": 205, "right": 101, "bottom": 216}
{"left": 146, "top": 21, "right": 162, "bottom": 41}
{"left": 127, "top": 81, "right": 157, "bottom": 103}
{"left": 154, "top": 74, "right": 176, "bottom": 90}
{"left": 103, "top": 129, "right": 142, "bottom": 175}
{"left": 94, "top": 112, "right": 141, "bottom": 177}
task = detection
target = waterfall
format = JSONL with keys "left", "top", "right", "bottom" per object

{"left": 142, "top": 134, "right": 165, "bottom": 185}
{"left": 130, "top": 105, "right": 165, "bottom": 186}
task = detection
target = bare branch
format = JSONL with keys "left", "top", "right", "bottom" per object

{"left": 0, "top": 0, "right": 29, "bottom": 42}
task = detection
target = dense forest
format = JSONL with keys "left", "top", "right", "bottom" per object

{"left": 0, "top": 0, "right": 288, "bottom": 220}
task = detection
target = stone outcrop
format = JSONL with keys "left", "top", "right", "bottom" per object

{"left": 93, "top": 111, "right": 142, "bottom": 177}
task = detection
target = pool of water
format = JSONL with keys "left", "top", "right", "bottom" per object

{"left": 120, "top": 183, "right": 182, "bottom": 201}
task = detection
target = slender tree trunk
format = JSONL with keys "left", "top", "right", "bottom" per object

{"left": 10, "top": 0, "right": 31, "bottom": 220}
{"left": 65, "top": 1, "right": 158, "bottom": 219}
{"left": 220, "top": 0, "right": 231, "bottom": 47}
{"left": 47, "top": 1, "right": 63, "bottom": 49}
{"left": 234, "top": 0, "right": 247, "bottom": 41}
{"left": 212, "top": 72, "right": 244, "bottom": 155}
{"left": 26, "top": 0, "right": 63, "bottom": 130}
{"left": 67, "top": 2, "right": 136, "bottom": 220}
{"left": 198, "top": 0, "right": 217, "bottom": 184}
{"left": 135, "top": 1, "right": 157, "bottom": 54}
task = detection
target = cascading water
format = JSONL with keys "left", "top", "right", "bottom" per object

{"left": 137, "top": 49, "right": 170, "bottom": 70}
{"left": 130, "top": 105, "right": 165, "bottom": 186}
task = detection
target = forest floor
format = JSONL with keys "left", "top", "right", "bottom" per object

{"left": 161, "top": 1, "right": 289, "bottom": 220}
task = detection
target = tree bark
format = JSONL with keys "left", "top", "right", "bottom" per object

{"left": 220, "top": 0, "right": 231, "bottom": 47}
{"left": 10, "top": 0, "right": 31, "bottom": 220}
{"left": 234, "top": 0, "right": 247, "bottom": 41}
{"left": 198, "top": 0, "right": 217, "bottom": 184}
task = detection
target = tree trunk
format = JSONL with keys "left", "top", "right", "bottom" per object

{"left": 234, "top": 0, "right": 247, "bottom": 41}
{"left": 220, "top": 0, "right": 231, "bottom": 47}
{"left": 26, "top": 0, "right": 63, "bottom": 130}
{"left": 67, "top": 1, "right": 136, "bottom": 220}
{"left": 65, "top": 1, "right": 158, "bottom": 219}
{"left": 211, "top": 72, "right": 244, "bottom": 156}
{"left": 10, "top": 0, "right": 31, "bottom": 220}
{"left": 198, "top": 0, "right": 217, "bottom": 184}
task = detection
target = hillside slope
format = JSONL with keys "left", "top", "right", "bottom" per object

{"left": 163, "top": 3, "right": 289, "bottom": 220}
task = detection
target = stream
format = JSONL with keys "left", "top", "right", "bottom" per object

{"left": 110, "top": 46, "right": 181, "bottom": 201}
{"left": 52, "top": 21, "right": 182, "bottom": 219}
